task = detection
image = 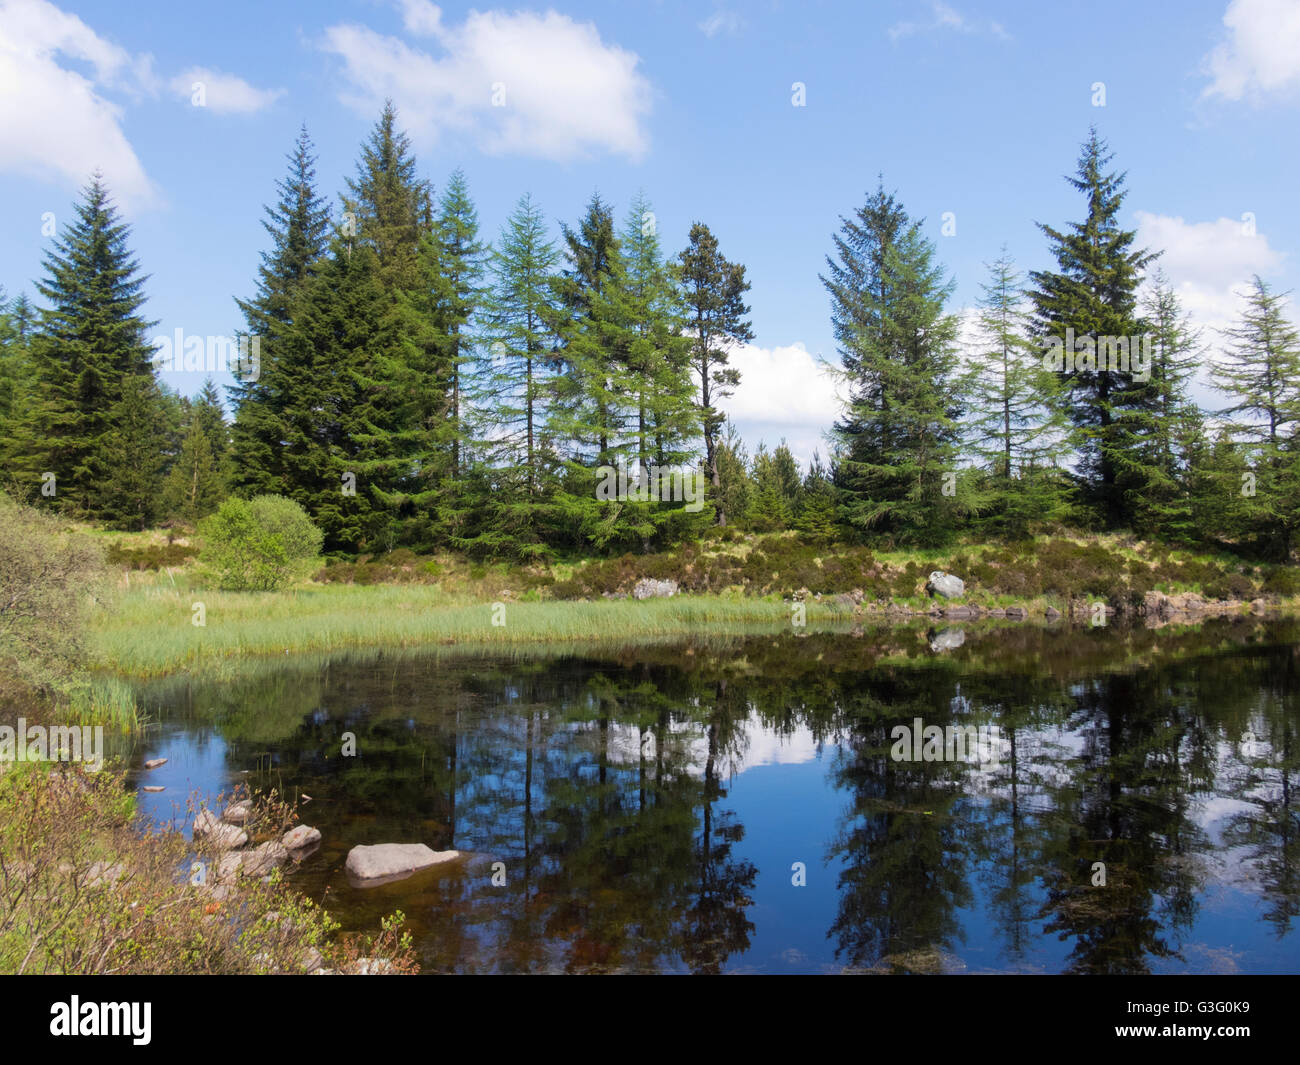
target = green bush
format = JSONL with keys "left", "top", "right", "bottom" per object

{"left": 1263, "top": 567, "right": 1300, "bottom": 596}
{"left": 199, "top": 495, "right": 324, "bottom": 591}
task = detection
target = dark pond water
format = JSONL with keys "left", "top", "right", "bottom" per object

{"left": 128, "top": 618, "right": 1300, "bottom": 974}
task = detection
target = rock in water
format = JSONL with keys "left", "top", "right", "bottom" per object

{"left": 282, "top": 825, "right": 321, "bottom": 851}
{"left": 929, "top": 627, "right": 966, "bottom": 652}
{"left": 344, "top": 843, "right": 460, "bottom": 887}
{"left": 926, "top": 571, "right": 965, "bottom": 599}
{"left": 222, "top": 800, "right": 253, "bottom": 824}
{"left": 632, "top": 578, "right": 679, "bottom": 600}
{"left": 193, "top": 809, "right": 247, "bottom": 850}
{"left": 143, "top": 758, "right": 167, "bottom": 769}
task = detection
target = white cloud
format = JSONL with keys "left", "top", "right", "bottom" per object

{"left": 723, "top": 340, "right": 842, "bottom": 467}
{"left": 169, "top": 67, "right": 284, "bottom": 114}
{"left": 1202, "top": 0, "right": 1300, "bottom": 103}
{"left": 0, "top": 0, "right": 156, "bottom": 209}
{"left": 1135, "top": 211, "right": 1285, "bottom": 334}
{"left": 888, "top": 1, "right": 1009, "bottom": 43}
{"left": 698, "top": 10, "right": 743, "bottom": 38}
{"left": 320, "top": 5, "right": 652, "bottom": 161}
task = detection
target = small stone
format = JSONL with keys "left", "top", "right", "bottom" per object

{"left": 141, "top": 785, "right": 164, "bottom": 792}
{"left": 143, "top": 758, "right": 167, "bottom": 770}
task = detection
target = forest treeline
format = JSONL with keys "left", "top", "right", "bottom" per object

{"left": 0, "top": 106, "right": 1296, "bottom": 561}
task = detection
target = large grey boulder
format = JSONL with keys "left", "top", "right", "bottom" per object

{"left": 344, "top": 843, "right": 460, "bottom": 887}
{"left": 632, "top": 578, "right": 679, "bottom": 600}
{"left": 926, "top": 572, "right": 965, "bottom": 599}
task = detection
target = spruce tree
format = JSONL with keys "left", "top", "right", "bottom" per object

{"left": 9, "top": 175, "right": 158, "bottom": 518}
{"left": 795, "top": 452, "right": 839, "bottom": 542}
{"left": 821, "top": 183, "right": 965, "bottom": 545}
{"left": 0, "top": 289, "right": 33, "bottom": 451}
{"left": 230, "top": 125, "right": 331, "bottom": 497}
{"left": 1029, "top": 130, "right": 1157, "bottom": 528}
{"left": 342, "top": 100, "right": 432, "bottom": 292}
{"left": 162, "top": 381, "right": 229, "bottom": 524}
{"left": 677, "top": 223, "right": 752, "bottom": 525}
{"left": 96, "top": 373, "right": 167, "bottom": 530}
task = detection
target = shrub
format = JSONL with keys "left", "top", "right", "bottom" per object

{"left": 1263, "top": 567, "right": 1300, "bottom": 596}
{"left": 105, "top": 541, "right": 199, "bottom": 570}
{"left": 199, "top": 495, "right": 324, "bottom": 591}
{"left": 0, "top": 493, "right": 108, "bottom": 697}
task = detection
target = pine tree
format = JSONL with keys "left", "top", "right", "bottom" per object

{"left": 1213, "top": 276, "right": 1300, "bottom": 558}
{"left": 270, "top": 239, "right": 392, "bottom": 552}
{"left": 821, "top": 182, "right": 965, "bottom": 545}
{"left": 230, "top": 125, "right": 331, "bottom": 497}
{"left": 433, "top": 169, "right": 487, "bottom": 480}
{"left": 8, "top": 175, "right": 159, "bottom": 518}
{"left": 419, "top": 170, "right": 488, "bottom": 547}
{"left": 618, "top": 194, "right": 708, "bottom": 544}
{"left": 463, "top": 194, "right": 561, "bottom": 558}
{"left": 0, "top": 289, "right": 33, "bottom": 451}
{"left": 747, "top": 442, "right": 802, "bottom": 531}
{"left": 545, "top": 194, "right": 644, "bottom": 550}
{"left": 677, "top": 223, "right": 753, "bottom": 525}
{"left": 1124, "top": 275, "right": 1204, "bottom": 536}
{"left": 342, "top": 100, "right": 432, "bottom": 292}
{"left": 1029, "top": 130, "right": 1158, "bottom": 528}
{"left": 96, "top": 373, "right": 167, "bottom": 530}
{"left": 162, "top": 380, "right": 229, "bottom": 524}
{"left": 961, "top": 250, "right": 1070, "bottom": 535}
{"left": 795, "top": 452, "right": 839, "bottom": 542}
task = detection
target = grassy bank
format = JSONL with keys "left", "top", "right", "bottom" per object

{"left": 90, "top": 584, "right": 853, "bottom": 678}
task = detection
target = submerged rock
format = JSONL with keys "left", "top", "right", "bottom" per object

{"left": 282, "top": 825, "right": 321, "bottom": 851}
{"left": 193, "top": 809, "right": 247, "bottom": 850}
{"left": 143, "top": 758, "right": 167, "bottom": 770}
{"left": 929, "top": 627, "right": 966, "bottom": 652}
{"left": 222, "top": 800, "right": 253, "bottom": 824}
{"left": 344, "top": 843, "right": 460, "bottom": 887}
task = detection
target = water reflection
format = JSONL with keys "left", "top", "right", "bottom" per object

{"left": 130, "top": 618, "right": 1300, "bottom": 973}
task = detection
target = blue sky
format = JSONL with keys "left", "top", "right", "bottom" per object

{"left": 2, "top": 0, "right": 1298, "bottom": 465}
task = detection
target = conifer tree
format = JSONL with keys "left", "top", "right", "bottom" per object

{"left": 1124, "top": 276, "right": 1205, "bottom": 536}
{"left": 0, "top": 289, "right": 33, "bottom": 449}
{"left": 821, "top": 183, "right": 965, "bottom": 545}
{"left": 462, "top": 193, "right": 561, "bottom": 558}
{"left": 1213, "top": 276, "right": 1300, "bottom": 558}
{"left": 163, "top": 380, "right": 229, "bottom": 524}
{"left": 8, "top": 175, "right": 158, "bottom": 518}
{"left": 96, "top": 373, "right": 167, "bottom": 530}
{"left": 432, "top": 169, "right": 487, "bottom": 481}
{"left": 342, "top": 100, "right": 432, "bottom": 292}
{"left": 961, "top": 251, "right": 1070, "bottom": 534}
{"left": 1029, "top": 130, "right": 1157, "bottom": 528}
{"left": 230, "top": 125, "right": 331, "bottom": 496}
{"left": 795, "top": 452, "right": 839, "bottom": 541}
{"left": 677, "top": 223, "right": 752, "bottom": 525}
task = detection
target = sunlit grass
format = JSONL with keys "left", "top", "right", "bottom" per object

{"left": 90, "top": 584, "right": 854, "bottom": 678}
